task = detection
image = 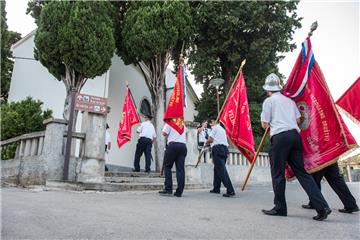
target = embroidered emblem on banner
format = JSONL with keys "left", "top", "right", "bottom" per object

{"left": 297, "top": 102, "right": 310, "bottom": 130}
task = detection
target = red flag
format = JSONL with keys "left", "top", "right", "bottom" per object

{"left": 219, "top": 71, "right": 255, "bottom": 162}
{"left": 336, "top": 77, "right": 360, "bottom": 125}
{"left": 283, "top": 37, "right": 357, "bottom": 179}
{"left": 163, "top": 63, "right": 185, "bottom": 134}
{"left": 117, "top": 88, "right": 140, "bottom": 148}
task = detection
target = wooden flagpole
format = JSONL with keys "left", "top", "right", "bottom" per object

{"left": 241, "top": 127, "right": 269, "bottom": 191}
{"left": 216, "top": 59, "right": 246, "bottom": 122}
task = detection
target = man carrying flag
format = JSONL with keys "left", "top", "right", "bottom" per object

{"left": 208, "top": 65, "right": 254, "bottom": 197}
{"left": 117, "top": 87, "right": 140, "bottom": 149}
{"left": 133, "top": 113, "right": 156, "bottom": 173}
{"left": 301, "top": 79, "right": 360, "bottom": 213}
{"left": 205, "top": 117, "right": 235, "bottom": 197}
{"left": 282, "top": 31, "right": 358, "bottom": 216}
{"left": 260, "top": 73, "right": 331, "bottom": 221}
{"left": 159, "top": 62, "right": 187, "bottom": 197}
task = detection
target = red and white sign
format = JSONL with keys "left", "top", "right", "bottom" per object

{"left": 75, "top": 93, "right": 108, "bottom": 114}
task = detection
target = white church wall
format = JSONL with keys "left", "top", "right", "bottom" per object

{"left": 9, "top": 31, "right": 199, "bottom": 171}
{"left": 106, "top": 56, "right": 155, "bottom": 170}
{"left": 9, "top": 34, "right": 108, "bottom": 124}
{"left": 9, "top": 34, "right": 66, "bottom": 118}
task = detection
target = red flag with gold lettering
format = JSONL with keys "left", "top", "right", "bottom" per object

{"left": 117, "top": 88, "right": 140, "bottom": 148}
{"left": 336, "top": 77, "right": 360, "bottom": 125}
{"left": 283, "top": 37, "right": 357, "bottom": 179}
{"left": 163, "top": 63, "right": 185, "bottom": 134}
{"left": 219, "top": 71, "right": 255, "bottom": 162}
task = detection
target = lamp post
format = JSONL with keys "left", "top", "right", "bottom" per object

{"left": 210, "top": 78, "right": 224, "bottom": 115}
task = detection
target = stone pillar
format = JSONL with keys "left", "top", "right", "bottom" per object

{"left": 185, "top": 124, "right": 199, "bottom": 166}
{"left": 42, "top": 118, "right": 67, "bottom": 181}
{"left": 77, "top": 112, "right": 106, "bottom": 183}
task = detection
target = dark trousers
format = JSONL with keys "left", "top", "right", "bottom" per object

{"left": 308, "top": 163, "right": 358, "bottom": 209}
{"left": 269, "top": 130, "right": 329, "bottom": 212}
{"left": 212, "top": 145, "right": 234, "bottom": 193}
{"left": 134, "top": 137, "right": 152, "bottom": 172}
{"left": 164, "top": 142, "right": 187, "bottom": 194}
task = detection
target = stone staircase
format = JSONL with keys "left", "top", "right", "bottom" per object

{"left": 46, "top": 171, "right": 206, "bottom": 192}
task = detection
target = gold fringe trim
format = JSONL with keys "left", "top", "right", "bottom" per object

{"left": 286, "top": 144, "right": 358, "bottom": 181}
{"left": 337, "top": 106, "right": 360, "bottom": 126}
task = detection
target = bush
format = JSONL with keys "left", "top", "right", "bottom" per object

{"left": 1, "top": 97, "right": 52, "bottom": 159}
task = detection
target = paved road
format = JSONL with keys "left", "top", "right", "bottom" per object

{"left": 2, "top": 182, "right": 359, "bottom": 239}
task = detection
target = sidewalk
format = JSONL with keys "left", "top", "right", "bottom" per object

{"left": 2, "top": 182, "right": 359, "bottom": 239}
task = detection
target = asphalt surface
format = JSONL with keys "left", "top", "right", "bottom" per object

{"left": 1, "top": 182, "right": 359, "bottom": 239}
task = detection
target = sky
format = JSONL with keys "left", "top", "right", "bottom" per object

{"left": 5, "top": 0, "right": 360, "bottom": 144}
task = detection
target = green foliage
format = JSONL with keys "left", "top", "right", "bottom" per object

{"left": 34, "top": 0, "right": 116, "bottom": 83}
{"left": 1, "top": 0, "right": 21, "bottom": 102}
{"left": 191, "top": 1, "right": 301, "bottom": 146}
{"left": 249, "top": 102, "right": 270, "bottom": 151}
{"left": 118, "top": 0, "right": 193, "bottom": 65}
{"left": 1, "top": 97, "right": 52, "bottom": 159}
{"left": 26, "top": 0, "right": 46, "bottom": 23}
{"left": 189, "top": 1, "right": 301, "bottom": 101}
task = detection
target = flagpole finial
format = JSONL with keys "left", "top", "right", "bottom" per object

{"left": 125, "top": 81, "right": 129, "bottom": 88}
{"left": 240, "top": 59, "right": 246, "bottom": 70}
{"left": 308, "top": 21, "right": 318, "bottom": 37}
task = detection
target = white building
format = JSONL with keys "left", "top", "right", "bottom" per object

{"left": 9, "top": 30, "right": 199, "bottom": 171}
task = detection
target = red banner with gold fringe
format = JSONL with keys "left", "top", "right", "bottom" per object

{"left": 219, "top": 71, "right": 255, "bottom": 162}
{"left": 283, "top": 38, "right": 357, "bottom": 179}
{"left": 117, "top": 88, "right": 140, "bottom": 148}
{"left": 163, "top": 63, "right": 185, "bottom": 134}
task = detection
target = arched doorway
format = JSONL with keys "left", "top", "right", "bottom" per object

{"left": 140, "top": 98, "right": 151, "bottom": 117}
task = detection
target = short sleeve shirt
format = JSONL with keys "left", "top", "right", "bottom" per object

{"left": 260, "top": 92, "right": 301, "bottom": 136}
{"left": 209, "top": 124, "right": 228, "bottom": 147}
{"left": 137, "top": 120, "right": 156, "bottom": 140}
{"left": 162, "top": 124, "right": 186, "bottom": 144}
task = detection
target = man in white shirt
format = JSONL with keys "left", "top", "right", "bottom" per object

{"left": 205, "top": 118, "right": 235, "bottom": 197}
{"left": 260, "top": 73, "right": 331, "bottom": 221}
{"left": 133, "top": 114, "right": 156, "bottom": 173}
{"left": 197, "top": 120, "right": 211, "bottom": 162}
{"left": 159, "top": 123, "right": 187, "bottom": 197}
{"left": 197, "top": 120, "right": 211, "bottom": 147}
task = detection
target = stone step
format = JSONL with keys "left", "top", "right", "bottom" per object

{"left": 46, "top": 180, "right": 86, "bottom": 191}
{"left": 83, "top": 182, "right": 206, "bottom": 192}
{"left": 105, "top": 172, "right": 162, "bottom": 178}
{"left": 105, "top": 176, "right": 172, "bottom": 184}
{"left": 46, "top": 180, "right": 206, "bottom": 192}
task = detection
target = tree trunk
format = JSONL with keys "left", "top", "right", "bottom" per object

{"left": 138, "top": 52, "right": 170, "bottom": 172}
{"left": 62, "top": 67, "right": 85, "bottom": 131}
{"left": 152, "top": 98, "right": 166, "bottom": 172}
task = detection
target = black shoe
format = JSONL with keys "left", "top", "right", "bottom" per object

{"left": 132, "top": 169, "right": 140, "bottom": 172}
{"left": 158, "top": 190, "right": 172, "bottom": 196}
{"left": 313, "top": 207, "right": 331, "bottom": 221}
{"left": 302, "top": 204, "right": 315, "bottom": 209}
{"left": 210, "top": 189, "right": 220, "bottom": 194}
{"left": 223, "top": 192, "right": 235, "bottom": 197}
{"left": 144, "top": 170, "right": 151, "bottom": 173}
{"left": 338, "top": 206, "right": 359, "bottom": 214}
{"left": 174, "top": 192, "right": 182, "bottom": 197}
{"left": 262, "top": 208, "right": 287, "bottom": 217}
